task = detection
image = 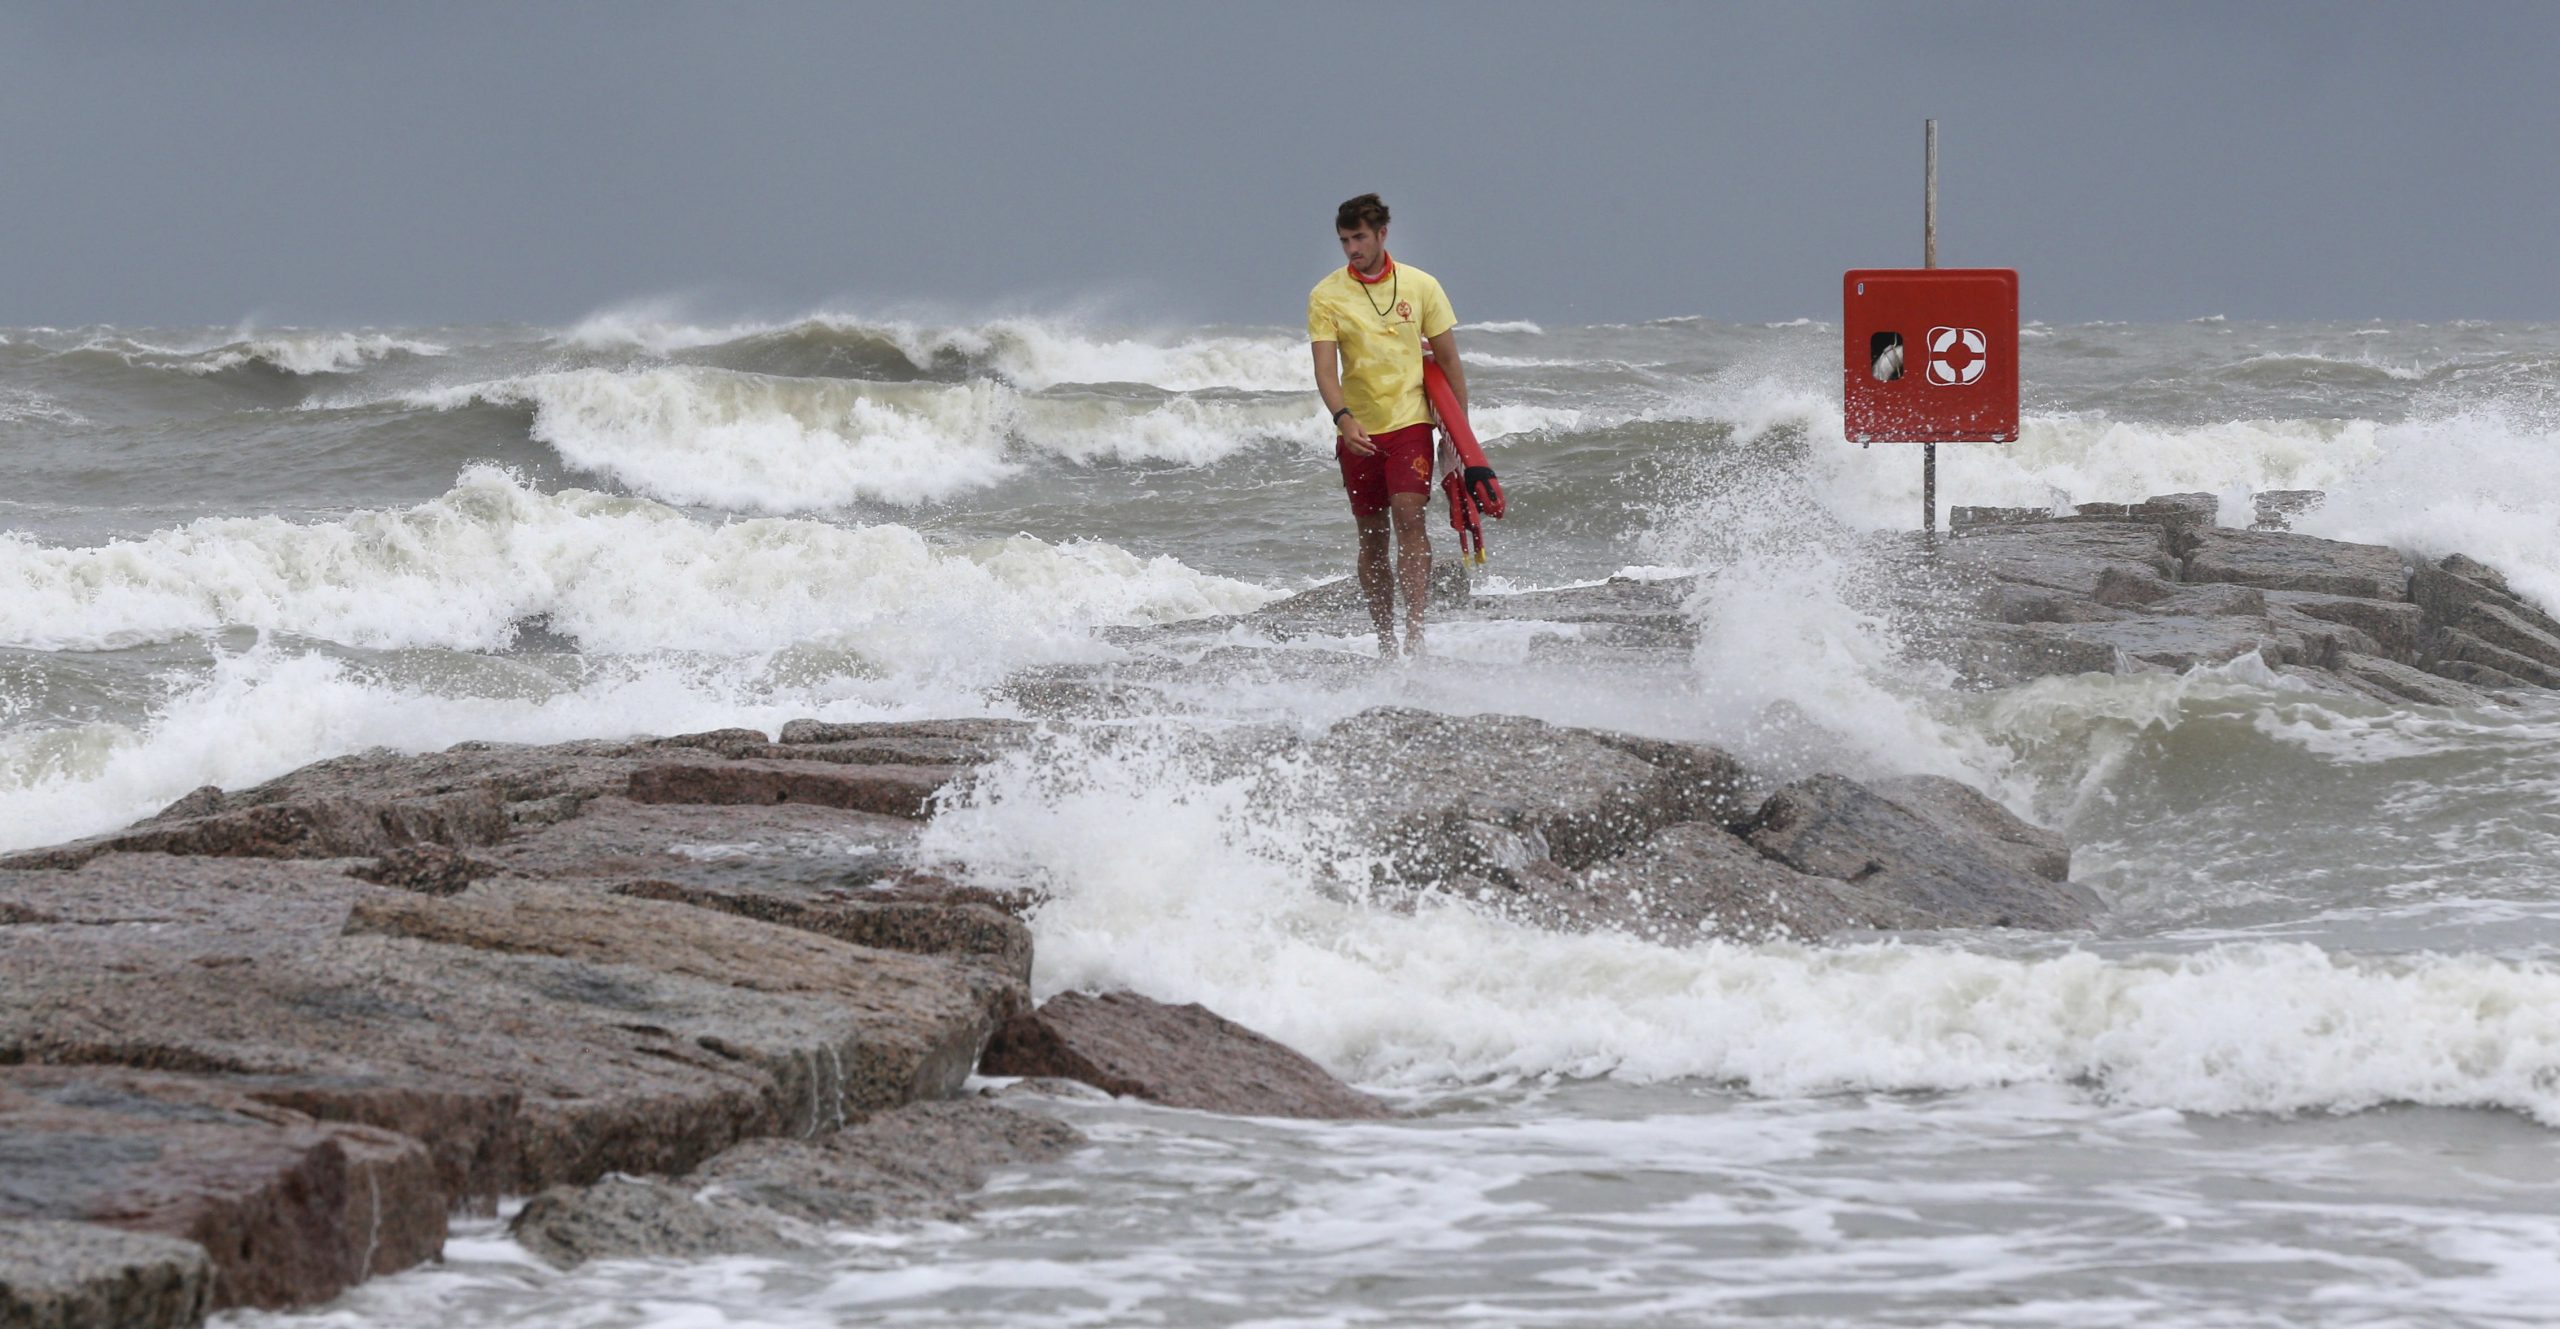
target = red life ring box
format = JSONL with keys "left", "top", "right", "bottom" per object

{"left": 1843, "top": 268, "right": 2019, "bottom": 444}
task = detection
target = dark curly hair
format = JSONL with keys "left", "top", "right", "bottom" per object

{"left": 1335, "top": 193, "right": 1390, "bottom": 232}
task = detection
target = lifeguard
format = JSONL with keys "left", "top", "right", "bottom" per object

{"left": 1308, "top": 193, "right": 1470, "bottom": 659}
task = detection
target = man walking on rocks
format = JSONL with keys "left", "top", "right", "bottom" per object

{"left": 1309, "top": 193, "right": 1465, "bottom": 659}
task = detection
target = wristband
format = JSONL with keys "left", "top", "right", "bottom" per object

{"left": 1331, "top": 406, "right": 1352, "bottom": 422}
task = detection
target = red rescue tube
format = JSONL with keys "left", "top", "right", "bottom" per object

{"left": 1422, "top": 358, "right": 1506, "bottom": 520}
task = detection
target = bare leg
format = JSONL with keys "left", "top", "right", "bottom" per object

{"left": 1389, "top": 492, "right": 1433, "bottom": 657}
{"left": 1354, "top": 509, "right": 1397, "bottom": 657}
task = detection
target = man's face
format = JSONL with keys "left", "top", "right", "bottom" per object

{"left": 1337, "top": 223, "right": 1386, "bottom": 273}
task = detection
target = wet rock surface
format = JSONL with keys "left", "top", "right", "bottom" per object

{"left": 2183, "top": 527, "right": 2410, "bottom": 601}
{"left": 1495, "top": 769, "right": 2096, "bottom": 943}
{"left": 1312, "top": 708, "right": 1752, "bottom": 885}
{"left": 1176, "top": 707, "right": 2098, "bottom": 941}
{"left": 981, "top": 991, "right": 1394, "bottom": 1120}
{"left": 1523, "top": 821, "right": 1917, "bottom": 941}
{"left": 0, "top": 720, "right": 1037, "bottom": 1322}
{"left": 0, "top": 1220, "right": 212, "bottom": 1329}
{"left": 1743, "top": 776, "right": 2100, "bottom": 931}
{"left": 0, "top": 856, "right": 1007, "bottom": 1182}
{"left": 1867, "top": 775, "right": 2074, "bottom": 885}
{"left": 508, "top": 1099, "right": 1083, "bottom": 1267}
{"left": 504, "top": 1173, "right": 803, "bottom": 1268}
{"left": 0, "top": 1068, "right": 441, "bottom": 1313}
{"left": 1922, "top": 491, "right": 2556, "bottom": 708}
{"left": 1940, "top": 519, "right": 2183, "bottom": 597}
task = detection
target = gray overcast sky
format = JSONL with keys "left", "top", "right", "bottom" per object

{"left": 5, "top": 1, "right": 2557, "bottom": 328}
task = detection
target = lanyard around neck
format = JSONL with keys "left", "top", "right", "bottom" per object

{"left": 1352, "top": 255, "right": 1397, "bottom": 319}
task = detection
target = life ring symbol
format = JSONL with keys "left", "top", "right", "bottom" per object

{"left": 1927, "top": 326, "right": 1987, "bottom": 385}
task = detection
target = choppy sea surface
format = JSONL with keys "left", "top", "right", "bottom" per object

{"left": 6, "top": 308, "right": 2560, "bottom": 1326}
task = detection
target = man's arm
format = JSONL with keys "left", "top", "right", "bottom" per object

{"left": 1311, "top": 341, "right": 1374, "bottom": 453}
{"left": 1426, "top": 329, "right": 1467, "bottom": 415}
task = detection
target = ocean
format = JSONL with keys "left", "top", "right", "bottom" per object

{"left": 6, "top": 309, "right": 2559, "bottom": 1326}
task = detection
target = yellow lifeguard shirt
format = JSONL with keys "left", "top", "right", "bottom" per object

{"left": 1308, "top": 259, "right": 1456, "bottom": 434}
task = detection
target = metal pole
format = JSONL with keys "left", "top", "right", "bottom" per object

{"left": 1922, "top": 118, "right": 1938, "bottom": 540}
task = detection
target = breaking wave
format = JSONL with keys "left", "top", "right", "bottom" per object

{"left": 928, "top": 727, "right": 2560, "bottom": 1123}
{"left": 34, "top": 329, "right": 450, "bottom": 377}
{"left": 381, "top": 366, "right": 1582, "bottom": 512}
{"left": 565, "top": 308, "right": 1309, "bottom": 392}
{"left": 0, "top": 644, "right": 1000, "bottom": 856}
{"left": 411, "top": 369, "right": 1028, "bottom": 509}
{"left": 184, "top": 332, "right": 450, "bottom": 376}
{"left": 0, "top": 465, "right": 1277, "bottom": 654}
{"left": 2297, "top": 405, "right": 2560, "bottom": 613}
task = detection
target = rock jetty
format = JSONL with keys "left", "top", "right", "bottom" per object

{"left": 1937, "top": 491, "right": 2560, "bottom": 707}
{"left": 0, "top": 704, "right": 2094, "bottom": 1319}
{"left": 0, "top": 725, "right": 1041, "bottom": 1322}
{"left": 1034, "top": 490, "right": 2559, "bottom": 724}
{"left": 5, "top": 495, "right": 2551, "bottom": 1322}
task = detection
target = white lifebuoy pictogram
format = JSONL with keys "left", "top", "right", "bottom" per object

{"left": 1927, "top": 326, "right": 1987, "bottom": 385}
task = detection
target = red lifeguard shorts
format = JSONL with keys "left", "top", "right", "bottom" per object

{"left": 1335, "top": 422, "right": 1437, "bottom": 517}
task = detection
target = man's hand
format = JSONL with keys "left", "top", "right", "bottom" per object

{"left": 1339, "top": 416, "right": 1376, "bottom": 454}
